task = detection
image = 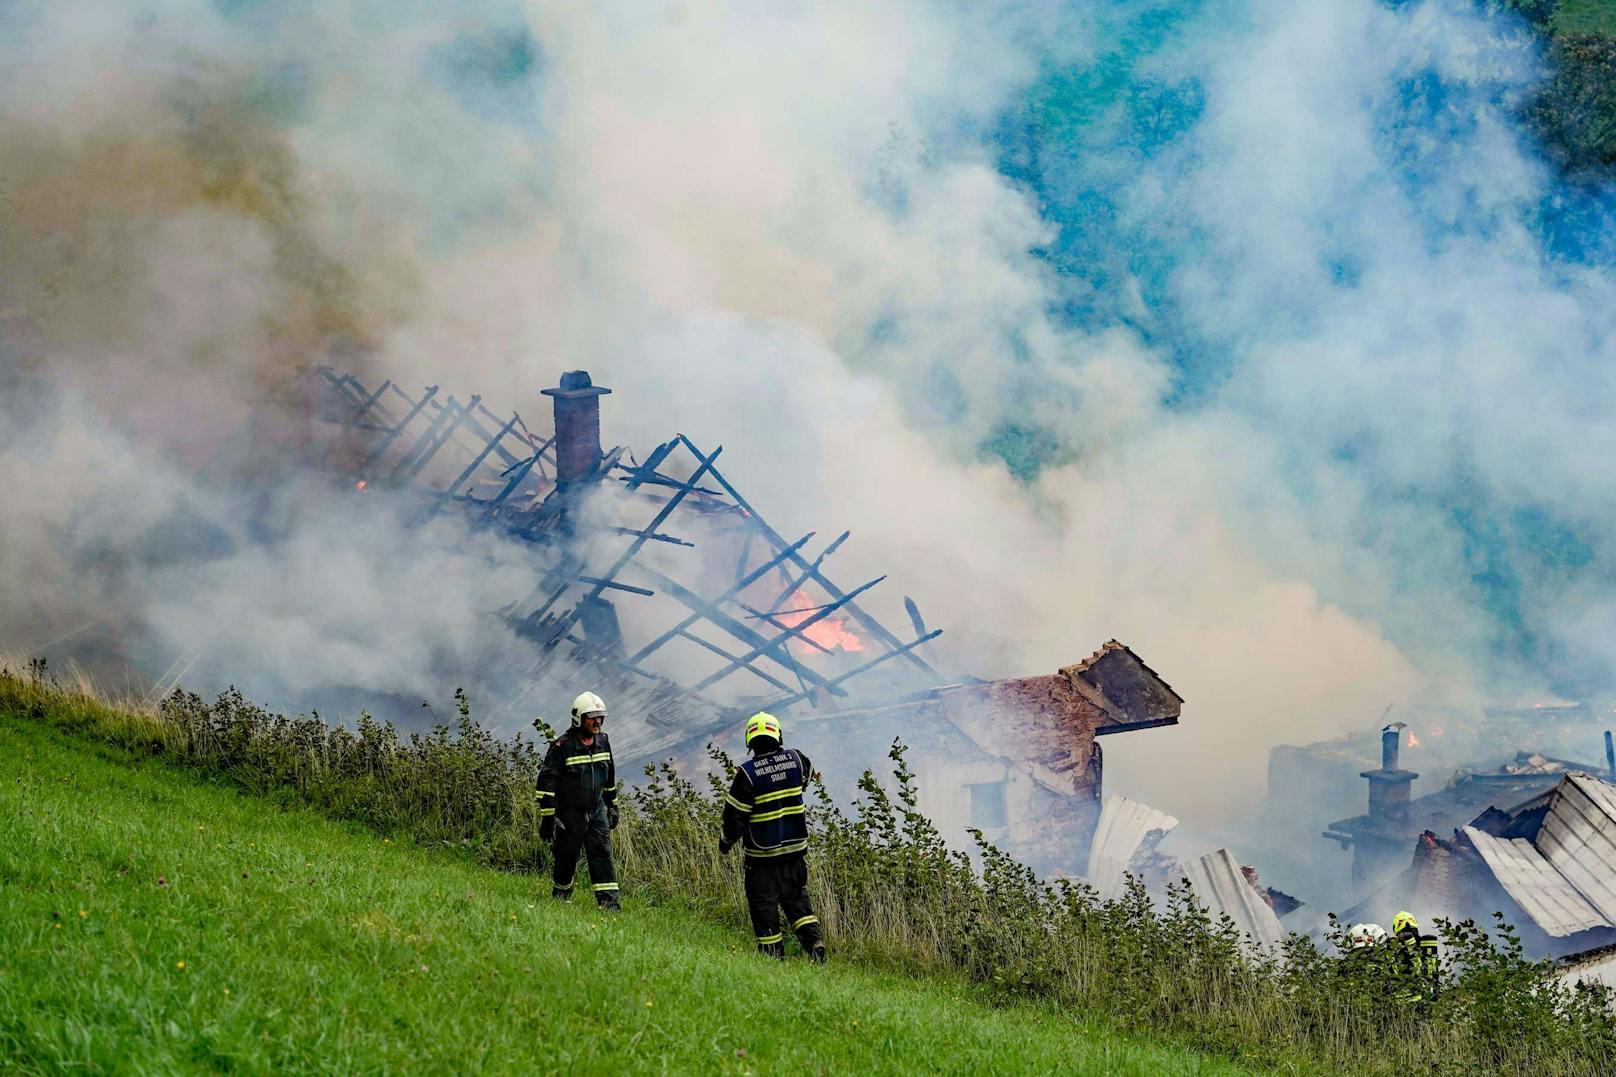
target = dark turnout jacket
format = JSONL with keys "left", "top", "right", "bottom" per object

{"left": 721, "top": 747, "right": 812, "bottom": 858}
{"left": 535, "top": 728, "right": 618, "bottom": 816}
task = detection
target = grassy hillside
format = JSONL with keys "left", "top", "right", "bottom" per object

{"left": 0, "top": 711, "right": 1251, "bottom": 1075}
{"left": 1555, "top": 0, "right": 1616, "bottom": 35}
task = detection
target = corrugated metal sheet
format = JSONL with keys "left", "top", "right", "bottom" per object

{"left": 1538, "top": 773, "right": 1616, "bottom": 924}
{"left": 1462, "top": 825, "right": 1610, "bottom": 937}
{"left": 1086, "top": 795, "right": 1178, "bottom": 899}
{"left": 1181, "top": 848, "right": 1286, "bottom": 951}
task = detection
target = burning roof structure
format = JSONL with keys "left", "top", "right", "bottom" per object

{"left": 304, "top": 365, "right": 943, "bottom": 750}
{"left": 301, "top": 366, "right": 1184, "bottom": 872}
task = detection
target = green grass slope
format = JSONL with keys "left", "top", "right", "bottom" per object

{"left": 1555, "top": 0, "right": 1616, "bottom": 36}
{"left": 0, "top": 712, "right": 1255, "bottom": 1075}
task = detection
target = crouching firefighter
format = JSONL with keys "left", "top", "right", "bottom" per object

{"left": 719, "top": 712, "right": 826, "bottom": 963}
{"left": 536, "top": 691, "right": 621, "bottom": 910}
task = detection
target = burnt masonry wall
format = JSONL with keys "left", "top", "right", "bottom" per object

{"left": 938, "top": 674, "right": 1106, "bottom": 871}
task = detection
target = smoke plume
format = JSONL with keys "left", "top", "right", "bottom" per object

{"left": 3, "top": 1, "right": 1613, "bottom": 825}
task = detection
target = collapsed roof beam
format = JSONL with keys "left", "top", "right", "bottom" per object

{"left": 692, "top": 575, "right": 885, "bottom": 692}
{"left": 763, "top": 628, "right": 943, "bottom": 712}
{"left": 348, "top": 378, "right": 393, "bottom": 427}
{"left": 634, "top": 566, "right": 848, "bottom": 697}
{"left": 475, "top": 446, "right": 547, "bottom": 526}
{"left": 392, "top": 394, "right": 482, "bottom": 482}
{"left": 676, "top": 434, "right": 935, "bottom": 676}
{"left": 425, "top": 409, "right": 523, "bottom": 518}
{"left": 573, "top": 441, "right": 723, "bottom": 613}
{"left": 361, "top": 385, "right": 439, "bottom": 475}
{"left": 317, "top": 367, "right": 367, "bottom": 408}
{"left": 626, "top": 531, "right": 816, "bottom": 667}
{"left": 766, "top": 531, "right": 850, "bottom": 616}
{"left": 670, "top": 628, "right": 796, "bottom": 694}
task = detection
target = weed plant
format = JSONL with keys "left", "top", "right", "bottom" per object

{"left": 4, "top": 659, "right": 1614, "bottom": 1075}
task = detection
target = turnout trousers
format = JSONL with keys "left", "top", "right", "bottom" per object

{"left": 552, "top": 802, "right": 619, "bottom": 906}
{"left": 744, "top": 852, "right": 821, "bottom": 954}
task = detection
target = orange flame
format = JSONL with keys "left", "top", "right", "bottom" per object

{"left": 774, "top": 601, "right": 865, "bottom": 653}
{"left": 355, "top": 480, "right": 368, "bottom": 492}
{"left": 750, "top": 577, "right": 865, "bottom": 653}
{"left": 1406, "top": 731, "right": 1422, "bottom": 748}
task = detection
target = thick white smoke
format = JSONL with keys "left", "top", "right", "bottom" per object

{"left": 1, "top": 0, "right": 1607, "bottom": 825}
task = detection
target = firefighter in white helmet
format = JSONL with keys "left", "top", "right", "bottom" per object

{"left": 535, "top": 691, "right": 621, "bottom": 908}
{"left": 1348, "top": 923, "right": 1387, "bottom": 949}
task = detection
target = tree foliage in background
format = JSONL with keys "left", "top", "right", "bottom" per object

{"left": 1527, "top": 33, "right": 1616, "bottom": 174}
{"left": 1474, "top": 1, "right": 1616, "bottom": 175}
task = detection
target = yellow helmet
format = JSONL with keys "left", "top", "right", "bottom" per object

{"left": 745, "top": 711, "right": 782, "bottom": 747}
{"left": 1392, "top": 911, "right": 1417, "bottom": 935}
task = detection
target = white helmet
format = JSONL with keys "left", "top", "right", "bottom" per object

{"left": 1348, "top": 923, "right": 1386, "bottom": 949}
{"left": 570, "top": 691, "right": 607, "bottom": 725}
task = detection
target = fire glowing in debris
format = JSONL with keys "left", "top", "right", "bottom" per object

{"left": 751, "top": 579, "right": 866, "bottom": 653}
{"left": 355, "top": 480, "right": 368, "bottom": 492}
{"left": 782, "top": 610, "right": 865, "bottom": 653}
{"left": 1406, "top": 731, "right": 1422, "bottom": 748}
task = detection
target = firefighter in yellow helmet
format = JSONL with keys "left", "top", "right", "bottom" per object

{"left": 1390, "top": 910, "right": 1440, "bottom": 1003}
{"left": 535, "top": 691, "right": 621, "bottom": 909}
{"left": 719, "top": 712, "right": 826, "bottom": 962}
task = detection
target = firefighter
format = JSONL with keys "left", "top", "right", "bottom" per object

{"left": 535, "top": 691, "right": 621, "bottom": 910}
{"left": 1347, "top": 922, "right": 1387, "bottom": 949}
{"left": 1391, "top": 910, "right": 1440, "bottom": 1002}
{"left": 718, "top": 712, "right": 826, "bottom": 963}
{"left": 1338, "top": 922, "right": 1391, "bottom": 983}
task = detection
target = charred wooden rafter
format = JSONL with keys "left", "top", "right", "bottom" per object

{"left": 303, "top": 367, "right": 943, "bottom": 746}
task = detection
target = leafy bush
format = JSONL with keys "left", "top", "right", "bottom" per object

{"left": 4, "top": 661, "right": 1615, "bottom": 1074}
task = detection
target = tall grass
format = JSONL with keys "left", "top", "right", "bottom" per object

{"left": 4, "top": 658, "right": 1615, "bottom": 1075}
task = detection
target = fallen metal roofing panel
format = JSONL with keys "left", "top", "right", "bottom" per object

{"left": 1086, "top": 795, "right": 1179, "bottom": 900}
{"left": 1462, "top": 825, "right": 1610, "bottom": 937}
{"left": 1181, "top": 848, "right": 1286, "bottom": 951}
{"left": 1538, "top": 774, "right": 1616, "bottom": 924}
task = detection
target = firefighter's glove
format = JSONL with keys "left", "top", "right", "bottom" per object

{"left": 607, "top": 804, "right": 620, "bottom": 830}
{"left": 718, "top": 839, "right": 733, "bottom": 857}
{"left": 540, "top": 816, "right": 555, "bottom": 843}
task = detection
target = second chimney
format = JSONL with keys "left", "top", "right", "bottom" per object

{"left": 542, "top": 370, "right": 611, "bottom": 488}
{"left": 1362, "top": 722, "right": 1417, "bottom": 822}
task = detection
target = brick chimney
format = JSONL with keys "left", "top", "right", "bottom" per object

{"left": 1362, "top": 722, "right": 1418, "bottom": 822}
{"left": 541, "top": 370, "right": 611, "bottom": 488}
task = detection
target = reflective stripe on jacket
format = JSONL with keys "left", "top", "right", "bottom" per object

{"left": 536, "top": 728, "right": 619, "bottom": 815}
{"left": 721, "top": 747, "right": 812, "bottom": 858}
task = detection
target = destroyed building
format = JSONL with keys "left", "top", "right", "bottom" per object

{"left": 1324, "top": 723, "right": 1610, "bottom": 895}
{"left": 1345, "top": 771, "right": 1616, "bottom": 962}
{"left": 1243, "top": 701, "right": 1616, "bottom": 902}
{"left": 300, "top": 366, "right": 1183, "bottom": 874}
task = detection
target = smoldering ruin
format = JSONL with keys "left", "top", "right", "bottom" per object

{"left": 299, "top": 364, "right": 1183, "bottom": 880}
{"left": 22, "top": 349, "right": 1616, "bottom": 987}
{"left": 294, "top": 360, "right": 1616, "bottom": 985}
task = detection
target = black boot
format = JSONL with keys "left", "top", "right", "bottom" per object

{"left": 757, "top": 941, "right": 785, "bottom": 960}
{"left": 597, "top": 893, "right": 622, "bottom": 912}
{"left": 552, "top": 883, "right": 574, "bottom": 901}
{"left": 809, "top": 944, "right": 827, "bottom": 964}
